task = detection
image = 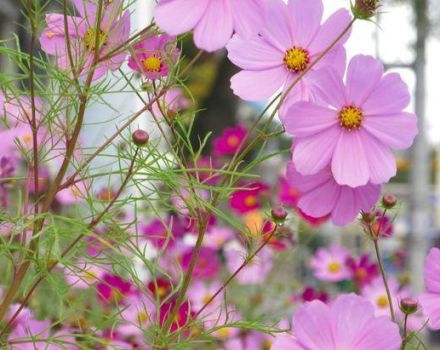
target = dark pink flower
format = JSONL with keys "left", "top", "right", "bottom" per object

{"left": 300, "top": 286, "right": 329, "bottom": 303}
{"left": 141, "top": 215, "right": 185, "bottom": 248}
{"left": 346, "top": 254, "right": 378, "bottom": 288}
{"left": 181, "top": 247, "right": 220, "bottom": 280}
{"left": 213, "top": 125, "right": 248, "bottom": 157}
{"left": 128, "top": 34, "right": 179, "bottom": 79}
{"left": 96, "top": 273, "right": 132, "bottom": 304}
{"left": 159, "top": 300, "right": 192, "bottom": 333}
{"left": 229, "top": 182, "right": 269, "bottom": 214}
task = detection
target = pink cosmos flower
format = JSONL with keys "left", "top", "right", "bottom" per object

{"left": 181, "top": 247, "right": 221, "bottom": 279}
{"left": 419, "top": 248, "right": 440, "bottom": 329}
{"left": 128, "top": 34, "right": 179, "bottom": 79}
{"left": 154, "top": 0, "right": 267, "bottom": 52}
{"left": 272, "top": 294, "right": 401, "bottom": 350}
{"left": 346, "top": 254, "right": 378, "bottom": 288}
{"left": 140, "top": 215, "right": 185, "bottom": 248}
{"left": 229, "top": 182, "right": 269, "bottom": 214}
{"left": 203, "top": 226, "right": 234, "bottom": 249}
{"left": 159, "top": 300, "right": 192, "bottom": 333}
{"left": 56, "top": 180, "right": 89, "bottom": 205}
{"left": 224, "top": 244, "right": 272, "bottom": 285}
{"left": 188, "top": 280, "right": 223, "bottom": 316}
{"left": 287, "top": 162, "right": 381, "bottom": 226}
{"left": 64, "top": 260, "right": 106, "bottom": 289}
{"left": 310, "top": 245, "right": 351, "bottom": 282}
{"left": 227, "top": 0, "right": 351, "bottom": 103}
{"left": 118, "top": 293, "right": 155, "bottom": 336}
{"left": 212, "top": 125, "right": 247, "bottom": 157}
{"left": 282, "top": 55, "right": 418, "bottom": 187}
{"left": 96, "top": 273, "right": 132, "bottom": 304}
{"left": 299, "top": 286, "right": 329, "bottom": 304}
{"left": 40, "top": 0, "right": 130, "bottom": 81}
{"left": 151, "top": 87, "right": 190, "bottom": 119}
{"left": 147, "top": 278, "right": 173, "bottom": 300}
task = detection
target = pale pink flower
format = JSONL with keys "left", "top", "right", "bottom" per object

{"left": 118, "top": 293, "right": 155, "bottom": 336}
{"left": 227, "top": 0, "right": 351, "bottom": 103}
{"left": 282, "top": 55, "right": 418, "bottom": 187}
{"left": 272, "top": 294, "right": 401, "bottom": 350}
{"left": 420, "top": 248, "right": 440, "bottom": 329}
{"left": 151, "top": 87, "right": 190, "bottom": 119}
{"left": 56, "top": 180, "right": 89, "bottom": 205}
{"left": 188, "top": 280, "right": 223, "bottom": 315}
{"left": 287, "top": 162, "right": 381, "bottom": 226}
{"left": 310, "top": 245, "right": 351, "bottom": 282}
{"left": 154, "top": 0, "right": 267, "bottom": 52}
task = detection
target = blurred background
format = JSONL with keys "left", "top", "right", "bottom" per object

{"left": 0, "top": 0, "right": 439, "bottom": 346}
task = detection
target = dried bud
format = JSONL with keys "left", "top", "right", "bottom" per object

{"left": 271, "top": 206, "right": 288, "bottom": 223}
{"left": 400, "top": 298, "right": 418, "bottom": 315}
{"left": 132, "top": 130, "right": 149, "bottom": 147}
{"left": 382, "top": 194, "right": 397, "bottom": 209}
{"left": 352, "top": 0, "right": 380, "bottom": 19}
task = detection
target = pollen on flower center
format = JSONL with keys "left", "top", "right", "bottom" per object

{"left": 284, "top": 47, "right": 310, "bottom": 73}
{"left": 376, "top": 295, "right": 389, "bottom": 308}
{"left": 244, "top": 195, "right": 257, "bottom": 207}
{"left": 227, "top": 135, "right": 240, "bottom": 147}
{"left": 327, "top": 261, "right": 341, "bottom": 273}
{"left": 84, "top": 28, "right": 108, "bottom": 50}
{"left": 142, "top": 56, "right": 162, "bottom": 72}
{"left": 338, "top": 105, "right": 363, "bottom": 130}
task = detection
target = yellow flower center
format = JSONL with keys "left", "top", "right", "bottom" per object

{"left": 83, "top": 270, "right": 98, "bottom": 283}
{"left": 284, "top": 47, "right": 310, "bottom": 73}
{"left": 23, "top": 132, "right": 33, "bottom": 146}
{"left": 84, "top": 28, "right": 108, "bottom": 51}
{"left": 203, "top": 294, "right": 213, "bottom": 304}
{"left": 142, "top": 56, "right": 162, "bottom": 72}
{"left": 327, "top": 261, "right": 342, "bottom": 273}
{"left": 227, "top": 135, "right": 240, "bottom": 148}
{"left": 376, "top": 295, "right": 389, "bottom": 308}
{"left": 71, "top": 186, "right": 82, "bottom": 199}
{"left": 244, "top": 195, "right": 257, "bottom": 207}
{"left": 217, "top": 328, "right": 230, "bottom": 338}
{"left": 137, "top": 310, "right": 150, "bottom": 323}
{"left": 338, "top": 105, "right": 363, "bottom": 130}
{"left": 263, "top": 340, "right": 272, "bottom": 350}
{"left": 355, "top": 267, "right": 367, "bottom": 280}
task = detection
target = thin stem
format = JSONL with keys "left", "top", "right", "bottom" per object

{"left": 401, "top": 313, "right": 409, "bottom": 349}
{"left": 373, "top": 239, "right": 396, "bottom": 322}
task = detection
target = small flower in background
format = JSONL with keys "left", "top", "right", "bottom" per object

{"left": 229, "top": 182, "right": 269, "bottom": 214}
{"left": 64, "top": 260, "right": 106, "bottom": 289}
{"left": 227, "top": 0, "right": 351, "bottom": 103}
{"left": 154, "top": 0, "right": 267, "bottom": 52}
{"left": 287, "top": 162, "right": 381, "bottom": 226}
{"left": 310, "top": 245, "right": 351, "bottom": 282}
{"left": 96, "top": 273, "right": 132, "bottom": 304}
{"left": 299, "top": 286, "right": 329, "bottom": 303}
{"left": 188, "top": 280, "right": 223, "bottom": 315}
{"left": 56, "top": 180, "right": 89, "bottom": 205}
{"left": 213, "top": 125, "right": 248, "bottom": 157}
{"left": 118, "top": 293, "right": 155, "bottom": 336}
{"left": 147, "top": 278, "right": 173, "bottom": 300}
{"left": 140, "top": 215, "right": 185, "bottom": 248}
{"left": 159, "top": 300, "right": 192, "bottom": 333}
{"left": 369, "top": 210, "right": 394, "bottom": 238}
{"left": 181, "top": 247, "right": 221, "bottom": 279}
{"left": 128, "top": 34, "right": 179, "bottom": 79}
{"left": 419, "top": 248, "right": 440, "bottom": 330}
{"left": 272, "top": 294, "right": 401, "bottom": 349}
{"left": 203, "top": 226, "right": 234, "bottom": 249}
{"left": 40, "top": 0, "right": 130, "bottom": 80}
{"left": 224, "top": 245, "right": 273, "bottom": 285}
{"left": 151, "top": 87, "right": 190, "bottom": 120}
{"left": 282, "top": 55, "right": 418, "bottom": 187}
{"left": 346, "top": 254, "right": 378, "bottom": 288}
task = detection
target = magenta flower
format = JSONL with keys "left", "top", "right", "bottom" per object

{"left": 140, "top": 215, "right": 185, "bottom": 248}
{"left": 96, "top": 273, "right": 132, "bottom": 304}
{"left": 40, "top": 0, "right": 130, "bottom": 81}
{"left": 154, "top": 0, "right": 267, "bottom": 52}
{"left": 310, "top": 245, "right": 351, "bottom": 282}
{"left": 272, "top": 294, "right": 401, "bottom": 350}
{"left": 346, "top": 254, "right": 378, "bottom": 288}
{"left": 282, "top": 55, "right": 418, "bottom": 187}
{"left": 181, "top": 247, "right": 220, "bottom": 279}
{"left": 159, "top": 300, "right": 191, "bottom": 332}
{"left": 287, "top": 162, "right": 381, "bottom": 226}
{"left": 420, "top": 248, "right": 440, "bottom": 329}
{"left": 229, "top": 182, "right": 269, "bottom": 214}
{"left": 213, "top": 125, "right": 247, "bottom": 157}
{"left": 128, "top": 34, "right": 179, "bottom": 79}
{"left": 299, "top": 286, "right": 329, "bottom": 303}
{"left": 227, "top": 0, "right": 351, "bottom": 103}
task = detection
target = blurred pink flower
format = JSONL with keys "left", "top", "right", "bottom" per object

{"left": 56, "top": 180, "right": 89, "bottom": 205}
{"left": 118, "top": 293, "right": 155, "bottom": 336}
{"left": 229, "top": 182, "right": 269, "bottom": 214}
{"left": 346, "top": 254, "right": 378, "bottom": 288}
{"left": 213, "top": 125, "right": 247, "bottom": 157}
{"left": 159, "top": 300, "right": 192, "bottom": 332}
{"left": 299, "top": 286, "right": 329, "bottom": 304}
{"left": 64, "top": 260, "right": 106, "bottom": 289}
{"left": 140, "top": 215, "right": 185, "bottom": 248}
{"left": 188, "top": 280, "right": 223, "bottom": 316}
{"left": 287, "top": 162, "right": 380, "bottom": 226}
{"left": 203, "top": 226, "right": 234, "bottom": 249}
{"left": 154, "top": 0, "right": 266, "bottom": 52}
{"left": 282, "top": 55, "right": 418, "bottom": 187}
{"left": 420, "top": 248, "right": 440, "bottom": 329}
{"left": 310, "top": 245, "right": 351, "bottom": 282}
{"left": 182, "top": 247, "right": 221, "bottom": 280}
{"left": 151, "top": 87, "right": 190, "bottom": 119}
{"left": 96, "top": 273, "right": 132, "bottom": 304}
{"left": 128, "top": 34, "right": 179, "bottom": 79}
{"left": 40, "top": 0, "right": 130, "bottom": 80}
{"left": 227, "top": 0, "right": 351, "bottom": 103}
{"left": 272, "top": 294, "right": 401, "bottom": 349}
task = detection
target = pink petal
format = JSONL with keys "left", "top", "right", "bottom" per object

{"left": 293, "top": 301, "right": 335, "bottom": 349}
{"left": 154, "top": 0, "right": 209, "bottom": 36}
{"left": 363, "top": 112, "right": 418, "bottom": 149}
{"left": 227, "top": 34, "right": 284, "bottom": 70}
{"left": 424, "top": 248, "right": 440, "bottom": 293}
{"left": 331, "top": 187, "right": 361, "bottom": 226}
{"left": 293, "top": 126, "right": 340, "bottom": 175}
{"left": 420, "top": 292, "right": 440, "bottom": 330}
{"left": 281, "top": 102, "right": 337, "bottom": 137}
{"left": 230, "top": 0, "right": 266, "bottom": 38}
{"left": 362, "top": 73, "right": 411, "bottom": 114}
{"left": 352, "top": 315, "right": 401, "bottom": 350}
{"left": 313, "top": 46, "right": 347, "bottom": 78}
{"left": 286, "top": 162, "right": 332, "bottom": 193}
{"left": 193, "top": 0, "right": 233, "bottom": 52}
{"left": 360, "top": 131, "right": 397, "bottom": 184}
{"left": 346, "top": 55, "right": 383, "bottom": 106}
{"left": 298, "top": 177, "right": 340, "bottom": 218}
{"left": 331, "top": 130, "right": 369, "bottom": 187}
{"left": 307, "top": 68, "right": 347, "bottom": 108}
{"left": 272, "top": 334, "right": 300, "bottom": 349}
{"left": 308, "top": 9, "right": 352, "bottom": 54}
{"left": 261, "top": 0, "right": 294, "bottom": 52}
{"left": 230, "top": 67, "right": 286, "bottom": 101}
{"left": 355, "top": 183, "right": 381, "bottom": 211}
{"left": 288, "top": 0, "right": 323, "bottom": 47}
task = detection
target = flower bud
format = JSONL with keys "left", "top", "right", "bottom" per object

{"left": 382, "top": 194, "right": 397, "bottom": 209}
{"left": 400, "top": 298, "right": 418, "bottom": 315}
{"left": 361, "top": 211, "right": 375, "bottom": 224}
{"left": 271, "top": 206, "right": 288, "bottom": 223}
{"left": 352, "top": 0, "right": 380, "bottom": 19}
{"left": 132, "top": 130, "right": 149, "bottom": 147}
